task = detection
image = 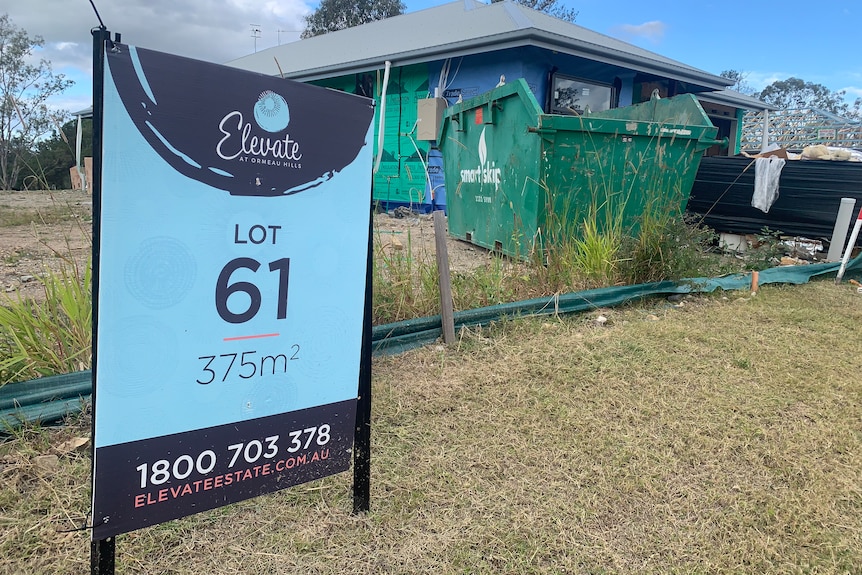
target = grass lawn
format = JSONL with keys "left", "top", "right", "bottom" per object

{"left": 2, "top": 280, "right": 861, "bottom": 574}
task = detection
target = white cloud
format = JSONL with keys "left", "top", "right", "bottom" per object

{"left": 743, "top": 71, "right": 790, "bottom": 93}
{"left": 4, "top": 1, "right": 310, "bottom": 67}
{"left": 51, "top": 41, "right": 79, "bottom": 51}
{"left": 49, "top": 94, "right": 94, "bottom": 115}
{"left": 4, "top": 0, "right": 312, "bottom": 113}
{"left": 613, "top": 20, "right": 666, "bottom": 44}
{"left": 42, "top": 45, "right": 91, "bottom": 77}
{"left": 838, "top": 69, "right": 862, "bottom": 100}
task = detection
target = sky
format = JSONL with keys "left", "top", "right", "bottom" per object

{"left": 4, "top": 0, "right": 861, "bottom": 116}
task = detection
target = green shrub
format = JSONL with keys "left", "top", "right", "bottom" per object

{"left": 0, "top": 257, "right": 91, "bottom": 385}
{"left": 746, "top": 227, "right": 786, "bottom": 271}
{"left": 621, "top": 208, "right": 722, "bottom": 284}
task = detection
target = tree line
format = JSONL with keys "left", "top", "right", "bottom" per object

{"left": 2, "top": 9, "right": 859, "bottom": 191}
{"left": 721, "top": 70, "right": 861, "bottom": 119}
{"left": 1, "top": 14, "right": 77, "bottom": 190}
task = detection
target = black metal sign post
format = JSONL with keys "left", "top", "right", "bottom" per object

{"left": 353, "top": 210, "right": 373, "bottom": 513}
{"left": 89, "top": 25, "right": 115, "bottom": 575}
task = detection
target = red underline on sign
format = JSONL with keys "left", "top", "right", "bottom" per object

{"left": 223, "top": 333, "right": 280, "bottom": 342}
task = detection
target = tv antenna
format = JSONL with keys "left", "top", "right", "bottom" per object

{"left": 250, "top": 24, "right": 261, "bottom": 52}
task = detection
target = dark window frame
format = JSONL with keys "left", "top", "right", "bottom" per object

{"left": 550, "top": 73, "right": 615, "bottom": 115}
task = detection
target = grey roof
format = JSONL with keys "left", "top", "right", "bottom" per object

{"left": 697, "top": 89, "right": 777, "bottom": 112}
{"left": 228, "top": 0, "right": 732, "bottom": 91}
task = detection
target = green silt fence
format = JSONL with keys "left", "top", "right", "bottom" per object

{"left": 3, "top": 255, "right": 860, "bottom": 431}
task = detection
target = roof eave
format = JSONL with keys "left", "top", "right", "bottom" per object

{"left": 530, "top": 31, "right": 730, "bottom": 90}
{"left": 699, "top": 92, "right": 777, "bottom": 112}
{"left": 277, "top": 29, "right": 731, "bottom": 91}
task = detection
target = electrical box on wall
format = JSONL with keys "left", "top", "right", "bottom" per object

{"left": 417, "top": 98, "right": 447, "bottom": 141}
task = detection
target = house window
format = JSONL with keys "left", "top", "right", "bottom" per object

{"left": 551, "top": 74, "right": 614, "bottom": 115}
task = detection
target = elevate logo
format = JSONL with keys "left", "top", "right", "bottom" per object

{"left": 254, "top": 91, "right": 290, "bottom": 133}
{"left": 459, "top": 127, "right": 502, "bottom": 191}
{"left": 216, "top": 90, "right": 303, "bottom": 169}
{"left": 106, "top": 44, "right": 373, "bottom": 197}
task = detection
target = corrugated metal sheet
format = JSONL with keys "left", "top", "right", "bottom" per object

{"left": 687, "top": 156, "right": 862, "bottom": 242}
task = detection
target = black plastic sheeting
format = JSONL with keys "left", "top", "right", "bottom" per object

{"left": 4, "top": 255, "right": 862, "bottom": 431}
{"left": 687, "top": 156, "right": 862, "bottom": 243}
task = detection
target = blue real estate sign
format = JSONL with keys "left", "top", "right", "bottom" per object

{"left": 91, "top": 44, "right": 374, "bottom": 540}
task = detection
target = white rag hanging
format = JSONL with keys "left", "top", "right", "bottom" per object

{"left": 751, "top": 156, "right": 785, "bottom": 213}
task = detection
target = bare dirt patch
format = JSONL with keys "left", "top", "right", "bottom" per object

{"left": 0, "top": 190, "right": 92, "bottom": 301}
{"left": 373, "top": 208, "right": 493, "bottom": 274}
{"left": 0, "top": 191, "right": 488, "bottom": 302}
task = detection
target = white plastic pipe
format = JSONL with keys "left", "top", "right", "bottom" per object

{"left": 827, "top": 198, "right": 857, "bottom": 262}
{"left": 760, "top": 109, "right": 769, "bottom": 152}
{"left": 835, "top": 207, "right": 862, "bottom": 284}
{"left": 75, "top": 114, "right": 85, "bottom": 189}
{"left": 373, "top": 60, "right": 391, "bottom": 174}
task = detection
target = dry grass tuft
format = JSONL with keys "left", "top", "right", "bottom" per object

{"left": 2, "top": 280, "right": 862, "bottom": 574}
{"left": 0, "top": 205, "right": 82, "bottom": 229}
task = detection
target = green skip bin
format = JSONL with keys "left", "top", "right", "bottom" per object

{"left": 439, "top": 79, "right": 724, "bottom": 260}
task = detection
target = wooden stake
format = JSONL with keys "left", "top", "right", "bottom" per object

{"left": 433, "top": 210, "right": 456, "bottom": 344}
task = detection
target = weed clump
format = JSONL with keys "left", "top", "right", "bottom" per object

{"left": 0, "top": 256, "right": 91, "bottom": 385}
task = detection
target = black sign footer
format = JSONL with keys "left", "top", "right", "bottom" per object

{"left": 92, "top": 399, "right": 356, "bottom": 540}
